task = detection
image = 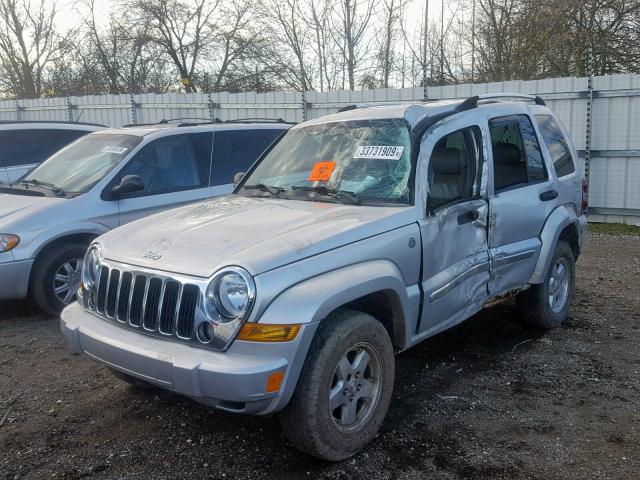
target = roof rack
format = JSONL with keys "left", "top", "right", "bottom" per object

{"left": 0, "top": 120, "right": 106, "bottom": 127}
{"left": 463, "top": 93, "right": 547, "bottom": 108}
{"left": 123, "top": 117, "right": 295, "bottom": 128}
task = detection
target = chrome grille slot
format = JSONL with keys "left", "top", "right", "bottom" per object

{"left": 90, "top": 263, "right": 201, "bottom": 344}
{"left": 117, "top": 272, "right": 133, "bottom": 321}
{"left": 105, "top": 269, "right": 120, "bottom": 318}
{"left": 129, "top": 275, "right": 146, "bottom": 326}
{"left": 143, "top": 278, "right": 163, "bottom": 330}
{"left": 177, "top": 284, "right": 199, "bottom": 339}
{"left": 159, "top": 281, "right": 180, "bottom": 334}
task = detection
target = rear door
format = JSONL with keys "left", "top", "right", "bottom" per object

{"left": 487, "top": 114, "right": 558, "bottom": 295}
{"left": 113, "top": 132, "right": 213, "bottom": 225}
{"left": 210, "top": 128, "right": 285, "bottom": 194}
{"left": 418, "top": 119, "right": 490, "bottom": 335}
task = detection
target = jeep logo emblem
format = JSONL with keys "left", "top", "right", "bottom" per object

{"left": 143, "top": 250, "right": 162, "bottom": 261}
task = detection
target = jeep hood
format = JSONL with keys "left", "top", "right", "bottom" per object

{"left": 99, "top": 195, "right": 416, "bottom": 277}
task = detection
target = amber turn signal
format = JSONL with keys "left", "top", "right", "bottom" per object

{"left": 237, "top": 323, "right": 301, "bottom": 342}
{"left": 266, "top": 371, "right": 285, "bottom": 393}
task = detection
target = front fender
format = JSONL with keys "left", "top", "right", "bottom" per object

{"left": 530, "top": 205, "right": 578, "bottom": 284}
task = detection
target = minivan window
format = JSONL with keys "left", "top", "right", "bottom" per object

{"left": 21, "top": 133, "right": 141, "bottom": 193}
{"left": 211, "top": 129, "right": 283, "bottom": 186}
{"left": 113, "top": 133, "right": 210, "bottom": 197}
{"left": 535, "top": 115, "right": 575, "bottom": 177}
{"left": 240, "top": 119, "right": 412, "bottom": 205}
{"left": 0, "top": 129, "right": 91, "bottom": 168}
{"left": 490, "top": 115, "right": 547, "bottom": 191}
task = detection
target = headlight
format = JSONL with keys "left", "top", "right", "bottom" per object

{"left": 0, "top": 234, "right": 19, "bottom": 253}
{"left": 205, "top": 267, "right": 255, "bottom": 321}
{"left": 81, "top": 245, "right": 101, "bottom": 292}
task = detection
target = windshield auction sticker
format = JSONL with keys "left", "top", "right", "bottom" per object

{"left": 308, "top": 160, "right": 336, "bottom": 181}
{"left": 354, "top": 146, "right": 404, "bottom": 160}
{"left": 101, "top": 146, "right": 129, "bottom": 155}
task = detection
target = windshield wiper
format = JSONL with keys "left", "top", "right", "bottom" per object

{"left": 21, "top": 179, "right": 65, "bottom": 196}
{"left": 289, "top": 185, "right": 360, "bottom": 205}
{"left": 241, "top": 183, "right": 285, "bottom": 197}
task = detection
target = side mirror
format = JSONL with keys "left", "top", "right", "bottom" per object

{"left": 111, "top": 174, "right": 144, "bottom": 199}
{"left": 233, "top": 171, "right": 245, "bottom": 186}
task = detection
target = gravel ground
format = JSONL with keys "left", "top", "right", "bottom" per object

{"left": 1, "top": 232, "right": 639, "bottom": 480}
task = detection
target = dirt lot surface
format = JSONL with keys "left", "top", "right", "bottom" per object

{"left": 1, "top": 232, "right": 639, "bottom": 480}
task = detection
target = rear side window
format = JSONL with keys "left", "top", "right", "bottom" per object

{"left": 535, "top": 115, "right": 575, "bottom": 177}
{"left": 0, "top": 129, "right": 91, "bottom": 168}
{"left": 490, "top": 115, "right": 547, "bottom": 192}
{"left": 211, "top": 129, "right": 283, "bottom": 186}
{"left": 428, "top": 126, "right": 482, "bottom": 211}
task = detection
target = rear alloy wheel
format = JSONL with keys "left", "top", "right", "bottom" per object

{"left": 31, "top": 243, "right": 88, "bottom": 316}
{"left": 279, "top": 309, "right": 395, "bottom": 461}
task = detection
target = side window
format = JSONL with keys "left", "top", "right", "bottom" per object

{"left": 0, "top": 129, "right": 90, "bottom": 168}
{"left": 428, "top": 126, "right": 482, "bottom": 211}
{"left": 535, "top": 115, "right": 575, "bottom": 177}
{"left": 114, "top": 134, "right": 209, "bottom": 197}
{"left": 490, "top": 115, "right": 547, "bottom": 192}
{"left": 211, "top": 129, "right": 283, "bottom": 186}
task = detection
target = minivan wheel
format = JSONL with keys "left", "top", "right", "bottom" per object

{"left": 31, "top": 243, "right": 88, "bottom": 316}
{"left": 279, "top": 309, "right": 395, "bottom": 461}
{"left": 517, "top": 240, "right": 576, "bottom": 329}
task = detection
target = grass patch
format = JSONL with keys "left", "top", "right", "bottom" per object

{"left": 589, "top": 222, "right": 640, "bottom": 236}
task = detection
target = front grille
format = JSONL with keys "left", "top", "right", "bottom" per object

{"left": 93, "top": 265, "right": 200, "bottom": 340}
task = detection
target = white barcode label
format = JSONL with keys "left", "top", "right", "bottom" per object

{"left": 354, "top": 145, "right": 404, "bottom": 160}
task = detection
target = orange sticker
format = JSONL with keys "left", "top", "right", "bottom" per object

{"left": 308, "top": 160, "right": 335, "bottom": 182}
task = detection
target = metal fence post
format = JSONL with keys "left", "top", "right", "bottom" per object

{"left": 207, "top": 93, "right": 217, "bottom": 121}
{"left": 15, "top": 101, "right": 21, "bottom": 121}
{"left": 66, "top": 97, "right": 73, "bottom": 122}
{"left": 302, "top": 90, "right": 310, "bottom": 122}
{"left": 584, "top": 46, "right": 594, "bottom": 182}
{"left": 129, "top": 93, "right": 138, "bottom": 125}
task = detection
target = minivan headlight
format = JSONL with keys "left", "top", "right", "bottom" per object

{"left": 81, "top": 245, "right": 102, "bottom": 292}
{"left": 205, "top": 267, "right": 255, "bottom": 321}
{"left": 0, "top": 234, "right": 19, "bottom": 252}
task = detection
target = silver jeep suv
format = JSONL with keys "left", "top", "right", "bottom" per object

{"left": 61, "top": 95, "right": 588, "bottom": 461}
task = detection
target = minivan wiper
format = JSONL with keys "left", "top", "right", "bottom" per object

{"left": 289, "top": 185, "right": 360, "bottom": 205}
{"left": 21, "top": 179, "right": 65, "bottom": 196}
{"left": 241, "top": 183, "right": 285, "bottom": 196}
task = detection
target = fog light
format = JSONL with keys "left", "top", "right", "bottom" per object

{"left": 196, "top": 322, "right": 216, "bottom": 344}
{"left": 266, "top": 371, "right": 285, "bottom": 393}
{"left": 237, "top": 323, "right": 301, "bottom": 342}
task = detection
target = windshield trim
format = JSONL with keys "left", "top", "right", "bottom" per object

{"left": 235, "top": 118, "right": 414, "bottom": 207}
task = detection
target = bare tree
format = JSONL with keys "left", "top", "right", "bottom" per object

{"left": 376, "top": 0, "right": 408, "bottom": 88}
{"left": 0, "top": 0, "right": 69, "bottom": 98}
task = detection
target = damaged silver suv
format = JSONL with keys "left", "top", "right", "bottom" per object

{"left": 62, "top": 94, "right": 588, "bottom": 461}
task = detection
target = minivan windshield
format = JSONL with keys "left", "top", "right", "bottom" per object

{"left": 20, "top": 133, "right": 141, "bottom": 194}
{"left": 239, "top": 118, "right": 412, "bottom": 205}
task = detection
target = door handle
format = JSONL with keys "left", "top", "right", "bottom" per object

{"left": 457, "top": 210, "right": 479, "bottom": 225}
{"left": 539, "top": 189, "right": 558, "bottom": 201}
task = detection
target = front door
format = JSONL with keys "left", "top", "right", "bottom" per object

{"left": 417, "top": 119, "right": 490, "bottom": 336}
{"left": 487, "top": 115, "right": 558, "bottom": 295}
{"left": 110, "top": 132, "right": 214, "bottom": 226}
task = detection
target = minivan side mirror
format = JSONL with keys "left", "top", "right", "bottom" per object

{"left": 233, "top": 171, "right": 245, "bottom": 186}
{"left": 111, "top": 174, "right": 144, "bottom": 199}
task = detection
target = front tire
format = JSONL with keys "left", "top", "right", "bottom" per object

{"left": 517, "top": 240, "right": 576, "bottom": 328}
{"left": 279, "top": 309, "right": 395, "bottom": 461}
{"left": 30, "top": 243, "right": 88, "bottom": 316}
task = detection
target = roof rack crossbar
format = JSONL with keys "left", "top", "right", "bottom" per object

{"left": 476, "top": 93, "right": 546, "bottom": 106}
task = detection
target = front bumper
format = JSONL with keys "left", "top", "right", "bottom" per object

{"left": 0, "top": 258, "right": 33, "bottom": 300}
{"left": 61, "top": 302, "right": 318, "bottom": 414}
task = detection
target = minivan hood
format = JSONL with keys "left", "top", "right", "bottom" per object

{"left": 0, "top": 193, "right": 67, "bottom": 229}
{"left": 99, "top": 195, "right": 416, "bottom": 277}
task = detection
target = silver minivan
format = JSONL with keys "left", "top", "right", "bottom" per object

{"left": 0, "top": 121, "right": 289, "bottom": 314}
{"left": 0, "top": 122, "right": 104, "bottom": 183}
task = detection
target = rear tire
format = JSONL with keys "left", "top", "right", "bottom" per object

{"left": 517, "top": 240, "right": 576, "bottom": 328}
{"left": 279, "top": 309, "right": 395, "bottom": 461}
{"left": 30, "top": 243, "right": 88, "bottom": 316}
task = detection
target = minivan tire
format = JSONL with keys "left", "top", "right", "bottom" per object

{"left": 31, "top": 242, "right": 87, "bottom": 316}
{"left": 279, "top": 309, "right": 395, "bottom": 461}
{"left": 517, "top": 240, "right": 576, "bottom": 329}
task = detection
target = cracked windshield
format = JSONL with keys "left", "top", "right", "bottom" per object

{"left": 240, "top": 118, "right": 412, "bottom": 205}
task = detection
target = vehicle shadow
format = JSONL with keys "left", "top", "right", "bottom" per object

{"left": 0, "top": 299, "right": 43, "bottom": 321}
